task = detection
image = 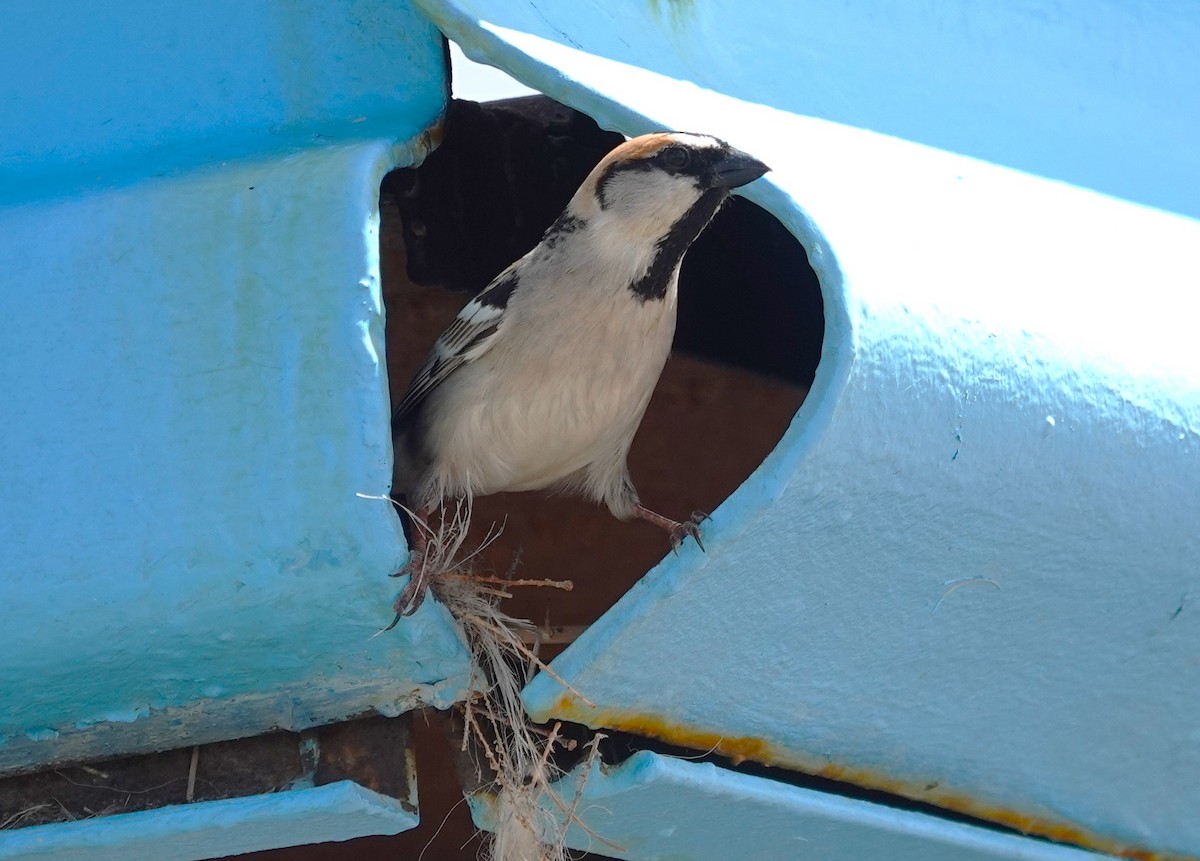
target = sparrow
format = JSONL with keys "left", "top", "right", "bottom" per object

{"left": 388, "top": 132, "right": 770, "bottom": 620}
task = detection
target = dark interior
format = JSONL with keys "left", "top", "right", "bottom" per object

{"left": 386, "top": 96, "right": 824, "bottom": 387}
{"left": 364, "top": 94, "right": 821, "bottom": 860}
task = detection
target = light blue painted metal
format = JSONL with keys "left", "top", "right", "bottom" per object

{"left": 473, "top": 752, "right": 1111, "bottom": 861}
{"left": 414, "top": 2, "right": 1200, "bottom": 858}
{"left": 417, "top": 0, "right": 1200, "bottom": 220}
{"left": 0, "top": 0, "right": 447, "bottom": 204}
{"left": 0, "top": 0, "right": 471, "bottom": 782}
{"left": 0, "top": 780, "right": 416, "bottom": 861}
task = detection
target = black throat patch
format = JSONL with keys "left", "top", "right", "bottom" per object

{"left": 629, "top": 188, "right": 727, "bottom": 302}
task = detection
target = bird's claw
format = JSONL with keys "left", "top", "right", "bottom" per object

{"left": 669, "top": 511, "right": 708, "bottom": 553}
{"left": 380, "top": 554, "right": 429, "bottom": 632}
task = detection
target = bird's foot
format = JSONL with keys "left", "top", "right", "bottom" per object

{"left": 381, "top": 552, "right": 429, "bottom": 632}
{"left": 668, "top": 510, "right": 709, "bottom": 552}
{"left": 634, "top": 505, "right": 708, "bottom": 553}
{"left": 382, "top": 506, "right": 435, "bottom": 632}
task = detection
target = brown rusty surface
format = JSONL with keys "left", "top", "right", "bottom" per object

{"left": 0, "top": 715, "right": 419, "bottom": 832}
{"left": 313, "top": 715, "right": 416, "bottom": 812}
{"left": 225, "top": 710, "right": 609, "bottom": 861}
{"left": 543, "top": 694, "right": 1186, "bottom": 861}
{"left": 0, "top": 731, "right": 304, "bottom": 830}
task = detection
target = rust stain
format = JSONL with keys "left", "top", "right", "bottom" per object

{"left": 555, "top": 697, "right": 769, "bottom": 765}
{"left": 813, "top": 761, "right": 1167, "bottom": 861}
{"left": 419, "top": 118, "right": 445, "bottom": 153}
{"left": 549, "top": 695, "right": 1189, "bottom": 861}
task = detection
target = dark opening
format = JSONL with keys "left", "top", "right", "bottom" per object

{"left": 379, "top": 98, "right": 822, "bottom": 658}
{"left": 384, "top": 96, "right": 823, "bottom": 388}
{"left": 367, "top": 94, "right": 824, "bottom": 861}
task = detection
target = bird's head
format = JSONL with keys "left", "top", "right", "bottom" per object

{"left": 569, "top": 132, "right": 770, "bottom": 240}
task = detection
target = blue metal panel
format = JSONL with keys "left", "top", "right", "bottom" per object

{"left": 413, "top": 2, "right": 1200, "bottom": 858}
{"left": 474, "top": 753, "right": 1110, "bottom": 861}
{"left": 415, "top": 0, "right": 1200, "bottom": 220}
{"left": 0, "top": 781, "right": 416, "bottom": 861}
{"left": 0, "top": 1, "right": 471, "bottom": 777}
{"left": 0, "top": 0, "right": 448, "bottom": 203}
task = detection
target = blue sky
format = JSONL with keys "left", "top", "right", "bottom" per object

{"left": 449, "top": 41, "right": 536, "bottom": 102}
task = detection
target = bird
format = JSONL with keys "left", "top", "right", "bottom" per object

{"left": 388, "top": 131, "right": 770, "bottom": 621}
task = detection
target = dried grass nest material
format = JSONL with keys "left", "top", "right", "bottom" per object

{"left": 406, "top": 499, "right": 618, "bottom": 861}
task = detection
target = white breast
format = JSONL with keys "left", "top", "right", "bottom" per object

{"left": 422, "top": 265, "right": 679, "bottom": 504}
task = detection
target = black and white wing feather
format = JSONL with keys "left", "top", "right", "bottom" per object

{"left": 392, "top": 268, "right": 520, "bottom": 427}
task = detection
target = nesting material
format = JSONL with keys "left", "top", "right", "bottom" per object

{"left": 404, "top": 498, "right": 611, "bottom": 861}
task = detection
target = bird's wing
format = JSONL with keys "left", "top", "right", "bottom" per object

{"left": 392, "top": 268, "right": 521, "bottom": 426}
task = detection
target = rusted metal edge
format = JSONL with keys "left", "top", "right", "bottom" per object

{"left": 543, "top": 695, "right": 1190, "bottom": 861}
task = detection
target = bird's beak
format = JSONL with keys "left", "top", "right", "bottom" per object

{"left": 712, "top": 149, "right": 770, "bottom": 188}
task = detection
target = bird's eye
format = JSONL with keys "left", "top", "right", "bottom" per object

{"left": 661, "top": 146, "right": 691, "bottom": 170}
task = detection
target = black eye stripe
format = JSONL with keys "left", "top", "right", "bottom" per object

{"left": 595, "top": 143, "right": 723, "bottom": 207}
